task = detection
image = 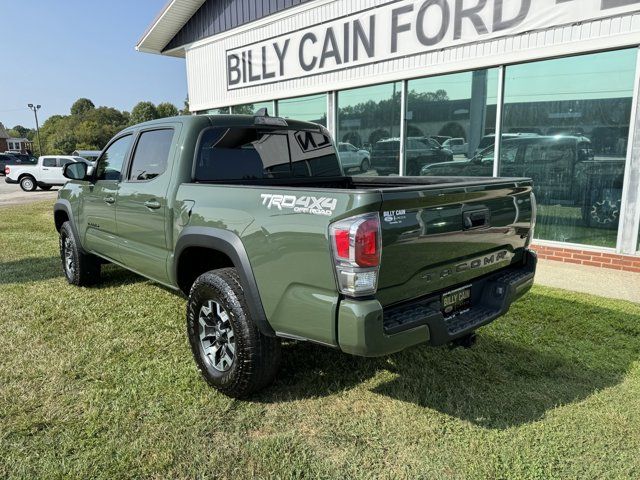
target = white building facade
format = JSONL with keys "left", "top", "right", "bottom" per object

{"left": 139, "top": 0, "right": 640, "bottom": 261}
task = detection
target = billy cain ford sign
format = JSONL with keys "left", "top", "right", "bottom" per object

{"left": 226, "top": 0, "right": 640, "bottom": 89}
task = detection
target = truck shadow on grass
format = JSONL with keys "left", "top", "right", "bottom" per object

{"left": 0, "top": 256, "right": 63, "bottom": 284}
{"left": 264, "top": 292, "right": 640, "bottom": 430}
{"left": 0, "top": 256, "right": 145, "bottom": 289}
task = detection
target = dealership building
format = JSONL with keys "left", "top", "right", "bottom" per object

{"left": 138, "top": 0, "right": 640, "bottom": 269}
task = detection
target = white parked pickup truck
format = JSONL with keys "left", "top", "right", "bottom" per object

{"left": 5, "top": 155, "right": 90, "bottom": 191}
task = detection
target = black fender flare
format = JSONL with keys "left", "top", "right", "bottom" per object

{"left": 173, "top": 227, "right": 275, "bottom": 337}
{"left": 54, "top": 199, "right": 86, "bottom": 253}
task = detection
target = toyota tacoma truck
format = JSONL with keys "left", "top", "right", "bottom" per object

{"left": 54, "top": 112, "right": 537, "bottom": 398}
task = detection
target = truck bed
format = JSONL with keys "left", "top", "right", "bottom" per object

{"left": 194, "top": 174, "right": 530, "bottom": 191}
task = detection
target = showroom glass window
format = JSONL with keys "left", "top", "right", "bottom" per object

{"left": 204, "top": 107, "right": 230, "bottom": 114}
{"left": 277, "top": 94, "right": 327, "bottom": 126}
{"left": 232, "top": 101, "right": 274, "bottom": 115}
{"left": 337, "top": 82, "right": 402, "bottom": 176}
{"left": 501, "top": 49, "right": 636, "bottom": 248}
{"left": 407, "top": 69, "right": 499, "bottom": 176}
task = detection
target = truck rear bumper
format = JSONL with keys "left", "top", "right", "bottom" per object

{"left": 4, "top": 177, "right": 18, "bottom": 184}
{"left": 337, "top": 249, "right": 537, "bottom": 357}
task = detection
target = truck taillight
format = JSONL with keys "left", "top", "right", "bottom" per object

{"left": 4, "top": 166, "right": 9, "bottom": 175}
{"left": 329, "top": 213, "right": 381, "bottom": 297}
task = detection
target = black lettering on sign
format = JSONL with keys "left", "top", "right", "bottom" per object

{"left": 416, "top": 0, "right": 450, "bottom": 47}
{"left": 493, "top": 0, "right": 531, "bottom": 32}
{"left": 391, "top": 4, "right": 414, "bottom": 53}
{"left": 247, "top": 51, "right": 260, "bottom": 82}
{"left": 227, "top": 54, "right": 241, "bottom": 85}
{"left": 299, "top": 32, "right": 318, "bottom": 71}
{"left": 454, "top": 0, "right": 488, "bottom": 40}
{"left": 353, "top": 16, "right": 375, "bottom": 61}
{"left": 343, "top": 22, "right": 350, "bottom": 63}
{"left": 273, "top": 39, "right": 290, "bottom": 76}
{"left": 261, "top": 46, "right": 275, "bottom": 80}
{"left": 319, "top": 27, "right": 341, "bottom": 68}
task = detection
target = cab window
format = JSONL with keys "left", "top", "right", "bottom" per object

{"left": 43, "top": 158, "right": 56, "bottom": 167}
{"left": 128, "top": 129, "right": 173, "bottom": 181}
{"left": 95, "top": 135, "right": 133, "bottom": 181}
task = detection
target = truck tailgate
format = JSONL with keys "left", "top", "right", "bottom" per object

{"left": 375, "top": 180, "right": 534, "bottom": 307}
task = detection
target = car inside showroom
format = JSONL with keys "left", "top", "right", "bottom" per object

{"left": 137, "top": 0, "right": 640, "bottom": 264}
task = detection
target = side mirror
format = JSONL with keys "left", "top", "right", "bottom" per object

{"left": 63, "top": 162, "right": 88, "bottom": 180}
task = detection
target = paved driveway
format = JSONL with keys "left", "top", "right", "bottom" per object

{"left": 0, "top": 178, "right": 59, "bottom": 207}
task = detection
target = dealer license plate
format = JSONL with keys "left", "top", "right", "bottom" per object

{"left": 441, "top": 285, "right": 471, "bottom": 318}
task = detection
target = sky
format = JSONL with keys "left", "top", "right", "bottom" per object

{"left": 0, "top": 0, "right": 186, "bottom": 129}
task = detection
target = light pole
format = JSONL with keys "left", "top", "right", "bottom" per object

{"left": 28, "top": 104, "right": 43, "bottom": 156}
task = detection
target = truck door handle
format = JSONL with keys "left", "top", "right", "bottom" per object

{"left": 144, "top": 199, "right": 161, "bottom": 210}
{"left": 104, "top": 196, "right": 116, "bottom": 205}
{"left": 463, "top": 209, "right": 490, "bottom": 229}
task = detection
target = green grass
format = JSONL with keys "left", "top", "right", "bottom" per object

{"left": 1, "top": 201, "right": 640, "bottom": 479}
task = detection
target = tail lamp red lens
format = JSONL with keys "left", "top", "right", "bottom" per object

{"left": 329, "top": 213, "right": 381, "bottom": 297}
{"left": 354, "top": 218, "right": 380, "bottom": 267}
{"left": 331, "top": 216, "right": 380, "bottom": 268}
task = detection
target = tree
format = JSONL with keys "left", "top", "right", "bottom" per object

{"left": 130, "top": 101, "right": 159, "bottom": 124}
{"left": 70, "top": 98, "right": 95, "bottom": 116}
{"left": 232, "top": 104, "right": 255, "bottom": 115}
{"left": 180, "top": 97, "right": 190, "bottom": 115}
{"left": 157, "top": 102, "right": 179, "bottom": 118}
{"left": 10, "top": 125, "right": 30, "bottom": 138}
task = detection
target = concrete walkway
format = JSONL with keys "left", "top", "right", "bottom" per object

{"left": 0, "top": 182, "right": 58, "bottom": 207}
{"left": 535, "top": 259, "right": 640, "bottom": 303}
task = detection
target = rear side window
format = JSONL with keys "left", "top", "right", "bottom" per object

{"left": 43, "top": 158, "right": 56, "bottom": 167}
{"left": 128, "top": 129, "right": 173, "bottom": 181}
{"left": 194, "top": 127, "right": 341, "bottom": 181}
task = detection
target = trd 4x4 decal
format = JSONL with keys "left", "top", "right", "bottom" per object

{"left": 260, "top": 194, "right": 337, "bottom": 216}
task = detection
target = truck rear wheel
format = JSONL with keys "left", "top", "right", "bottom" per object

{"left": 187, "top": 268, "right": 281, "bottom": 398}
{"left": 59, "top": 221, "right": 101, "bottom": 286}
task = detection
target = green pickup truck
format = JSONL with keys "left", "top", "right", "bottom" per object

{"left": 54, "top": 113, "right": 537, "bottom": 398}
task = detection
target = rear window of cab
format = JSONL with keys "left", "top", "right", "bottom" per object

{"left": 194, "top": 127, "right": 342, "bottom": 181}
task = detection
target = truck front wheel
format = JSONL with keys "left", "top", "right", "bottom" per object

{"left": 59, "top": 222, "right": 101, "bottom": 286}
{"left": 187, "top": 268, "right": 281, "bottom": 398}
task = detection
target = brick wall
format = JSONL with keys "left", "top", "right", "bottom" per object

{"left": 0, "top": 139, "right": 7, "bottom": 152}
{"left": 531, "top": 244, "right": 640, "bottom": 273}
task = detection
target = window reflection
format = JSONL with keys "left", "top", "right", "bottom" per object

{"left": 337, "top": 82, "right": 402, "bottom": 176}
{"left": 205, "top": 107, "right": 230, "bottom": 114}
{"left": 277, "top": 94, "right": 327, "bottom": 126}
{"left": 232, "top": 102, "right": 274, "bottom": 115}
{"left": 501, "top": 49, "right": 635, "bottom": 248}
{"left": 407, "top": 69, "right": 499, "bottom": 176}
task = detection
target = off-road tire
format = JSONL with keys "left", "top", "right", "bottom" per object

{"left": 20, "top": 175, "right": 37, "bottom": 192}
{"left": 187, "top": 268, "right": 281, "bottom": 398}
{"left": 59, "top": 221, "right": 101, "bottom": 286}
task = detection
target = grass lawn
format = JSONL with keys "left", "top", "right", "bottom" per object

{"left": 1, "top": 201, "right": 640, "bottom": 479}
